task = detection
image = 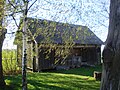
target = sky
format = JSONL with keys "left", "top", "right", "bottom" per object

{"left": 2, "top": 0, "right": 110, "bottom": 49}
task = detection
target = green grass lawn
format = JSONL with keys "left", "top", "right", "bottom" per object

{"left": 3, "top": 65, "right": 101, "bottom": 90}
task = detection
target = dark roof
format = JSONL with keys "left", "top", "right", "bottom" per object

{"left": 26, "top": 18, "right": 103, "bottom": 45}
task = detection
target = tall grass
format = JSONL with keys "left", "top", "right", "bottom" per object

{"left": 2, "top": 49, "right": 21, "bottom": 75}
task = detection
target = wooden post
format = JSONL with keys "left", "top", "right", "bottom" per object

{"left": 94, "top": 71, "right": 102, "bottom": 81}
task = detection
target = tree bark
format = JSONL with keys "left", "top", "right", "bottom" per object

{"left": 101, "top": 0, "right": 120, "bottom": 90}
{"left": 22, "top": 1, "right": 29, "bottom": 90}
{"left": 0, "top": 30, "right": 6, "bottom": 88}
{"left": 0, "top": 0, "right": 6, "bottom": 88}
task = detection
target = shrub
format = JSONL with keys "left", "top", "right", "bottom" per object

{"left": 2, "top": 49, "right": 21, "bottom": 75}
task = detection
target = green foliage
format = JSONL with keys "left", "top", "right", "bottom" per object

{"left": 0, "top": 0, "right": 5, "bottom": 36}
{"left": 4, "top": 65, "right": 101, "bottom": 90}
{"left": 14, "top": 31, "right": 23, "bottom": 45}
{"left": 2, "top": 49, "right": 21, "bottom": 75}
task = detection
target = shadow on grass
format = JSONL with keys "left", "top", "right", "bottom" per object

{"left": 50, "top": 65, "right": 102, "bottom": 77}
{"left": 0, "top": 85, "right": 12, "bottom": 90}
{"left": 26, "top": 79, "right": 100, "bottom": 90}
{"left": 4, "top": 75, "right": 84, "bottom": 90}
{"left": 3, "top": 65, "right": 101, "bottom": 90}
{"left": 27, "top": 72, "right": 100, "bottom": 90}
{"left": 4, "top": 72, "right": 100, "bottom": 90}
{"left": 27, "top": 79, "right": 71, "bottom": 90}
{"left": 3, "top": 75, "right": 22, "bottom": 90}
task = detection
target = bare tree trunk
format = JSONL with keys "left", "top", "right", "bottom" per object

{"left": 22, "top": 17, "right": 27, "bottom": 90}
{"left": 0, "top": 0, "right": 6, "bottom": 88}
{"left": 101, "top": 0, "right": 120, "bottom": 90}
{"left": 22, "top": 1, "right": 28, "bottom": 90}
{"left": 0, "top": 30, "right": 6, "bottom": 88}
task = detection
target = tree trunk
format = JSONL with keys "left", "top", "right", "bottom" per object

{"left": 0, "top": 30, "right": 6, "bottom": 88}
{"left": 22, "top": 1, "right": 29, "bottom": 90}
{"left": 0, "top": 0, "right": 6, "bottom": 88}
{"left": 100, "top": 0, "right": 120, "bottom": 90}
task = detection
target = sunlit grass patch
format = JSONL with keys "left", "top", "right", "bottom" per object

{"left": 4, "top": 65, "right": 101, "bottom": 90}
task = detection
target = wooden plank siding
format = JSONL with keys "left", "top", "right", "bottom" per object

{"left": 35, "top": 45, "right": 101, "bottom": 70}
{"left": 16, "top": 42, "right": 101, "bottom": 71}
{"left": 38, "top": 48, "right": 55, "bottom": 70}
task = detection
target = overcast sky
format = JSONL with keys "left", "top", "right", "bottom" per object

{"left": 3, "top": 0, "right": 110, "bottom": 49}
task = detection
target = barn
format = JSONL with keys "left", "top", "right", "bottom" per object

{"left": 14, "top": 18, "right": 103, "bottom": 72}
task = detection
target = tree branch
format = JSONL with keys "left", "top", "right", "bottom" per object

{"left": 9, "top": 10, "right": 24, "bottom": 16}
{"left": 28, "top": 0, "right": 37, "bottom": 11}
{"left": 100, "top": 13, "right": 109, "bottom": 19}
{"left": 22, "top": 0, "right": 26, "bottom": 3}
{"left": 44, "top": 0, "right": 53, "bottom": 4}
{"left": 7, "top": 32, "right": 15, "bottom": 34}
{"left": 11, "top": 15, "right": 19, "bottom": 27}
{"left": 8, "top": 0, "right": 16, "bottom": 9}
{"left": 98, "top": 20, "right": 107, "bottom": 28}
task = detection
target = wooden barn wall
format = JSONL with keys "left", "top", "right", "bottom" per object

{"left": 26, "top": 43, "right": 33, "bottom": 70}
{"left": 17, "top": 44, "right": 33, "bottom": 69}
{"left": 16, "top": 43, "right": 101, "bottom": 71}
{"left": 17, "top": 45, "right": 22, "bottom": 67}
{"left": 71, "top": 46, "right": 101, "bottom": 64}
{"left": 38, "top": 48, "right": 55, "bottom": 70}
{"left": 26, "top": 42, "right": 39, "bottom": 71}
{"left": 37, "top": 45, "right": 101, "bottom": 70}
